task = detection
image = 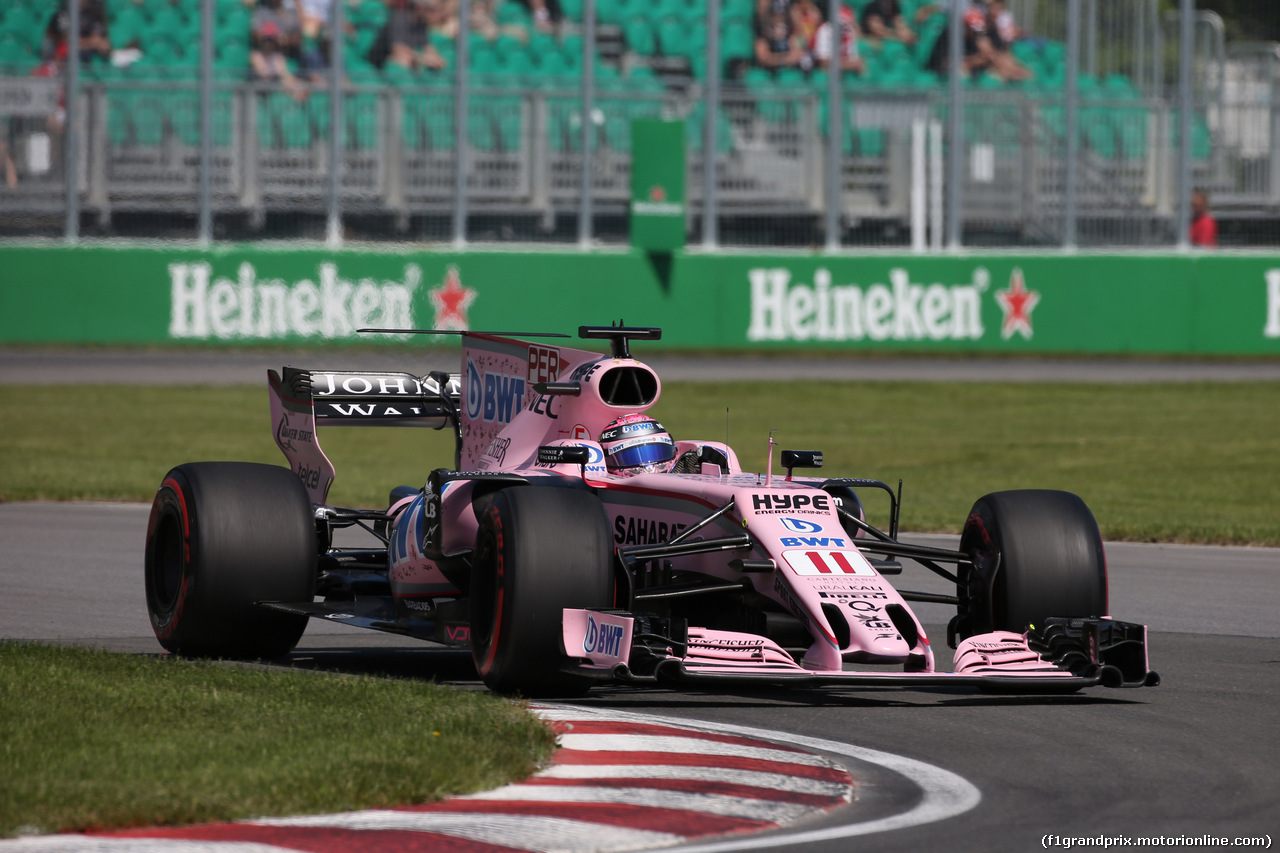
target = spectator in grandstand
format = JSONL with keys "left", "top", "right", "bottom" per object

{"left": 987, "top": 0, "right": 1022, "bottom": 43}
{"left": 251, "top": 20, "right": 310, "bottom": 99}
{"left": 297, "top": 0, "right": 333, "bottom": 78}
{"left": 789, "top": 0, "right": 824, "bottom": 61}
{"left": 1, "top": 139, "right": 15, "bottom": 189}
{"left": 110, "top": 32, "right": 144, "bottom": 69}
{"left": 466, "top": 0, "right": 501, "bottom": 42}
{"left": 524, "top": 0, "right": 556, "bottom": 34}
{"left": 859, "top": 0, "right": 916, "bottom": 47}
{"left": 753, "top": 11, "right": 807, "bottom": 72}
{"left": 927, "top": 1, "right": 1029, "bottom": 83}
{"left": 753, "top": 0, "right": 790, "bottom": 40}
{"left": 44, "top": 0, "right": 112, "bottom": 65}
{"left": 812, "top": 4, "right": 865, "bottom": 75}
{"left": 1, "top": 114, "right": 18, "bottom": 188}
{"left": 380, "top": 0, "right": 449, "bottom": 71}
{"left": 1189, "top": 189, "right": 1219, "bottom": 247}
{"left": 252, "top": 0, "right": 303, "bottom": 60}
{"left": 422, "top": 0, "right": 457, "bottom": 38}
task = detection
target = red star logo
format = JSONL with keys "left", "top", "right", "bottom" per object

{"left": 995, "top": 268, "right": 1040, "bottom": 340}
{"left": 430, "top": 265, "right": 476, "bottom": 332}
{"left": 649, "top": 185, "right": 666, "bottom": 202}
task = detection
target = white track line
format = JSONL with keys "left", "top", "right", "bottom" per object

{"left": 536, "top": 764, "right": 850, "bottom": 797}
{"left": 534, "top": 705, "right": 983, "bottom": 851}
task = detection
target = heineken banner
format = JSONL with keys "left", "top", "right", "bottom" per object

{"left": 629, "top": 119, "right": 686, "bottom": 253}
{"left": 1, "top": 244, "right": 1278, "bottom": 355}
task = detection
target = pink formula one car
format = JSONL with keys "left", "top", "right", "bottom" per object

{"left": 144, "top": 324, "right": 1159, "bottom": 696}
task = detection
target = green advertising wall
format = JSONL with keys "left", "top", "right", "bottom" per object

{"left": 1, "top": 243, "right": 1278, "bottom": 355}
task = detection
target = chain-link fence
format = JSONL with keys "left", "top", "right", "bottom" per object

{"left": 0, "top": 0, "right": 1275, "bottom": 248}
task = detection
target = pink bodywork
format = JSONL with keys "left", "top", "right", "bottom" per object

{"left": 270, "top": 332, "right": 1145, "bottom": 684}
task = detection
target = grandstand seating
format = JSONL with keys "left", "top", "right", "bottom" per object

{"left": 0, "top": 0, "right": 1224, "bottom": 234}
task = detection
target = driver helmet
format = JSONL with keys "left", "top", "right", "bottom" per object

{"left": 599, "top": 414, "right": 676, "bottom": 477}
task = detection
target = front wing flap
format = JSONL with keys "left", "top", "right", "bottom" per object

{"left": 561, "top": 609, "right": 1159, "bottom": 691}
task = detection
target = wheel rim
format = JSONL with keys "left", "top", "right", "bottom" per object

{"left": 149, "top": 511, "right": 184, "bottom": 615}
{"left": 470, "top": 526, "right": 499, "bottom": 663}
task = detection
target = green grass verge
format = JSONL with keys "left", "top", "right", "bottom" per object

{"left": 1, "top": 381, "right": 1277, "bottom": 544}
{"left": 0, "top": 642, "right": 556, "bottom": 838}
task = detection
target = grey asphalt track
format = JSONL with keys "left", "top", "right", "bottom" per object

{"left": 2, "top": 502, "right": 1277, "bottom": 852}
{"left": 4, "top": 346, "right": 1280, "bottom": 385}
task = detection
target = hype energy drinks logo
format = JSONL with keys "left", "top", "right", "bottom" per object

{"left": 167, "top": 261, "right": 417, "bottom": 340}
{"left": 746, "top": 266, "right": 988, "bottom": 343}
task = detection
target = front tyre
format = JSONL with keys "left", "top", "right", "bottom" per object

{"left": 470, "top": 486, "right": 614, "bottom": 697}
{"left": 145, "top": 462, "right": 316, "bottom": 659}
{"left": 954, "top": 489, "right": 1107, "bottom": 643}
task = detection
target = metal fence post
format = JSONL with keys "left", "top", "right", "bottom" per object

{"left": 824, "top": 0, "right": 841, "bottom": 251}
{"left": 1065, "top": 0, "right": 1080, "bottom": 249}
{"left": 945, "top": 0, "right": 963, "bottom": 249}
{"left": 198, "top": 0, "right": 214, "bottom": 245}
{"left": 702, "top": 0, "right": 720, "bottom": 249}
{"left": 578, "top": 0, "right": 596, "bottom": 248}
{"left": 453, "top": 0, "right": 471, "bottom": 247}
{"left": 1176, "top": 0, "right": 1194, "bottom": 249}
{"left": 326, "top": 0, "right": 345, "bottom": 247}
{"left": 65, "top": 0, "right": 81, "bottom": 243}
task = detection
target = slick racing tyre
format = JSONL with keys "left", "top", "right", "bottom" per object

{"left": 955, "top": 489, "right": 1107, "bottom": 643}
{"left": 470, "top": 486, "right": 614, "bottom": 697}
{"left": 145, "top": 462, "right": 316, "bottom": 659}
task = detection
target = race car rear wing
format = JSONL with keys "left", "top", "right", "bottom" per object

{"left": 268, "top": 366, "right": 461, "bottom": 505}
{"left": 277, "top": 366, "right": 461, "bottom": 428}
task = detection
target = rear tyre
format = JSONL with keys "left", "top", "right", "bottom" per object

{"left": 955, "top": 489, "right": 1107, "bottom": 643}
{"left": 470, "top": 486, "right": 614, "bottom": 697}
{"left": 144, "top": 462, "right": 316, "bottom": 659}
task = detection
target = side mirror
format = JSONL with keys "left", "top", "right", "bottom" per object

{"left": 537, "top": 445, "right": 591, "bottom": 467}
{"left": 781, "top": 449, "right": 823, "bottom": 480}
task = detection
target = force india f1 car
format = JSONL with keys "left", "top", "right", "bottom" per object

{"left": 144, "top": 324, "right": 1159, "bottom": 696}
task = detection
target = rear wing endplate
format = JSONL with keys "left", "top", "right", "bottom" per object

{"left": 267, "top": 367, "right": 462, "bottom": 505}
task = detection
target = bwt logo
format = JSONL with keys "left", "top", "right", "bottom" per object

{"left": 781, "top": 517, "right": 824, "bottom": 534}
{"left": 781, "top": 536, "right": 847, "bottom": 547}
{"left": 584, "top": 615, "right": 625, "bottom": 657}
{"left": 465, "top": 358, "right": 526, "bottom": 424}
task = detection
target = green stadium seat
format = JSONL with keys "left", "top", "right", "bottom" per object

{"left": 539, "top": 50, "right": 571, "bottom": 75}
{"left": 130, "top": 92, "right": 167, "bottom": 145}
{"left": 624, "top": 16, "right": 655, "bottom": 56}
{"left": 381, "top": 62, "right": 417, "bottom": 86}
{"left": 469, "top": 44, "right": 499, "bottom": 74}
{"left": 559, "top": 0, "right": 583, "bottom": 22}
{"left": 424, "top": 95, "right": 455, "bottom": 150}
{"left": 498, "top": 47, "right": 535, "bottom": 76}
{"left": 0, "top": 34, "right": 36, "bottom": 70}
{"left": 496, "top": 0, "right": 531, "bottom": 27}
{"left": 776, "top": 67, "right": 804, "bottom": 87}
{"left": 686, "top": 101, "right": 733, "bottom": 154}
{"left": 271, "top": 93, "right": 313, "bottom": 149}
{"left": 496, "top": 107, "right": 522, "bottom": 151}
{"left": 657, "top": 17, "right": 687, "bottom": 57}
{"left": 528, "top": 30, "right": 556, "bottom": 55}
{"left": 683, "top": 26, "right": 706, "bottom": 60}
{"left": 216, "top": 40, "right": 249, "bottom": 68}
{"left": 596, "top": 0, "right": 622, "bottom": 26}
{"left": 721, "top": 19, "right": 753, "bottom": 61}
{"left": 0, "top": 6, "right": 43, "bottom": 51}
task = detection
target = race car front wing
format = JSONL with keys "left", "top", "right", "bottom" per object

{"left": 561, "top": 610, "right": 1160, "bottom": 691}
